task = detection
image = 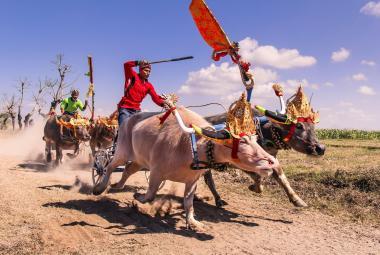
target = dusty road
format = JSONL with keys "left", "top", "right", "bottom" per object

{"left": 0, "top": 153, "right": 379, "bottom": 255}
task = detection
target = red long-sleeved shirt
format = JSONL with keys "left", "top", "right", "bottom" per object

{"left": 118, "top": 61, "right": 164, "bottom": 110}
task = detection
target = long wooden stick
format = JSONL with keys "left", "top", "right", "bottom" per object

{"left": 87, "top": 55, "right": 95, "bottom": 120}
{"left": 149, "top": 56, "right": 193, "bottom": 65}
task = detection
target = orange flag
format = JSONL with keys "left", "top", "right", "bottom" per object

{"left": 189, "top": 0, "right": 231, "bottom": 52}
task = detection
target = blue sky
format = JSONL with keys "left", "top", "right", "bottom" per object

{"left": 0, "top": 0, "right": 379, "bottom": 129}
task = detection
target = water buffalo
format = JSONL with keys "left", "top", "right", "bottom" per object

{"left": 204, "top": 86, "right": 325, "bottom": 207}
{"left": 93, "top": 107, "right": 279, "bottom": 229}
{"left": 89, "top": 117, "right": 117, "bottom": 156}
{"left": 43, "top": 115, "right": 91, "bottom": 165}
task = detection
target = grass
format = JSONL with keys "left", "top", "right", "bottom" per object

{"left": 316, "top": 129, "right": 380, "bottom": 140}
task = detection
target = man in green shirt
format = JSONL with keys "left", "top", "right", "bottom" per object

{"left": 60, "top": 89, "right": 88, "bottom": 117}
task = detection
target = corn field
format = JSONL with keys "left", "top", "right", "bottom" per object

{"left": 316, "top": 129, "right": 380, "bottom": 140}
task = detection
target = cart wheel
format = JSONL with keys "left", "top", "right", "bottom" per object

{"left": 92, "top": 149, "right": 110, "bottom": 186}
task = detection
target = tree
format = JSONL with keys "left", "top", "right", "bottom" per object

{"left": 46, "top": 54, "right": 72, "bottom": 114}
{"left": 2, "top": 94, "right": 16, "bottom": 130}
{"left": 24, "top": 79, "right": 48, "bottom": 127}
{"left": 0, "top": 113, "right": 9, "bottom": 130}
{"left": 15, "top": 78, "right": 29, "bottom": 130}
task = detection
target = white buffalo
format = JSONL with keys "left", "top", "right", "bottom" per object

{"left": 93, "top": 107, "right": 278, "bottom": 229}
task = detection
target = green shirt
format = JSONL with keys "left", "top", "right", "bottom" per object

{"left": 60, "top": 97, "right": 85, "bottom": 114}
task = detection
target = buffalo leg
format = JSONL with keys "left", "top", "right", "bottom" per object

{"left": 247, "top": 172, "right": 264, "bottom": 193}
{"left": 203, "top": 170, "right": 228, "bottom": 207}
{"left": 73, "top": 143, "right": 79, "bottom": 156}
{"left": 134, "top": 170, "right": 162, "bottom": 203}
{"left": 90, "top": 139, "right": 96, "bottom": 157}
{"left": 55, "top": 145, "right": 62, "bottom": 165}
{"left": 111, "top": 162, "right": 139, "bottom": 189}
{"left": 45, "top": 141, "right": 52, "bottom": 163}
{"left": 184, "top": 181, "right": 203, "bottom": 230}
{"left": 272, "top": 167, "right": 307, "bottom": 207}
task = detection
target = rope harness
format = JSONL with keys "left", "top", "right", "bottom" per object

{"left": 190, "top": 140, "right": 227, "bottom": 171}
{"left": 269, "top": 125, "right": 291, "bottom": 150}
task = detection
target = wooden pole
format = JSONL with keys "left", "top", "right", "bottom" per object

{"left": 87, "top": 55, "right": 95, "bottom": 121}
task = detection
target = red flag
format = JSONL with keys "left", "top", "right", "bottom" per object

{"left": 189, "top": 0, "right": 232, "bottom": 52}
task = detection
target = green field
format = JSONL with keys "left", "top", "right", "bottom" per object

{"left": 317, "top": 129, "right": 380, "bottom": 140}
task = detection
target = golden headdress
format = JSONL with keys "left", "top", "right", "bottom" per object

{"left": 286, "top": 86, "right": 319, "bottom": 123}
{"left": 226, "top": 92, "right": 256, "bottom": 138}
{"left": 97, "top": 117, "right": 118, "bottom": 128}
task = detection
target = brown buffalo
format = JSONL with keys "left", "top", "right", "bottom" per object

{"left": 43, "top": 115, "right": 91, "bottom": 165}
{"left": 89, "top": 118, "right": 117, "bottom": 156}
{"left": 203, "top": 86, "right": 325, "bottom": 207}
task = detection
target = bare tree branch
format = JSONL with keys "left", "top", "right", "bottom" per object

{"left": 24, "top": 78, "right": 49, "bottom": 126}
{"left": 47, "top": 54, "right": 72, "bottom": 114}
{"left": 15, "top": 78, "right": 30, "bottom": 130}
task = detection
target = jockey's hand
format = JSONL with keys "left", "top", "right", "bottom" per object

{"left": 161, "top": 93, "right": 178, "bottom": 110}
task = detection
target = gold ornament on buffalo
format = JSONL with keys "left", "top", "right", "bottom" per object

{"left": 226, "top": 92, "right": 256, "bottom": 138}
{"left": 286, "top": 86, "right": 319, "bottom": 123}
{"left": 97, "top": 117, "right": 118, "bottom": 128}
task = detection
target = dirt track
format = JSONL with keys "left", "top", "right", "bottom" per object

{"left": 0, "top": 151, "right": 379, "bottom": 255}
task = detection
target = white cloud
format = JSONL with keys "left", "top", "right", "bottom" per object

{"left": 178, "top": 62, "right": 278, "bottom": 97}
{"left": 352, "top": 73, "right": 367, "bottom": 81}
{"left": 283, "top": 79, "right": 319, "bottom": 90}
{"left": 338, "top": 101, "right": 353, "bottom": 107}
{"left": 358, "top": 85, "right": 376, "bottom": 95}
{"left": 360, "top": 1, "right": 380, "bottom": 17}
{"left": 238, "top": 37, "right": 317, "bottom": 69}
{"left": 319, "top": 105, "right": 378, "bottom": 130}
{"left": 324, "top": 82, "right": 334, "bottom": 87}
{"left": 331, "top": 48, "right": 350, "bottom": 62}
{"left": 361, "top": 60, "right": 376, "bottom": 66}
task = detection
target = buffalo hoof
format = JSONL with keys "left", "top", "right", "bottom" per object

{"left": 248, "top": 184, "right": 264, "bottom": 193}
{"left": 291, "top": 199, "right": 308, "bottom": 208}
{"left": 193, "top": 194, "right": 203, "bottom": 201}
{"left": 110, "top": 182, "right": 124, "bottom": 190}
{"left": 46, "top": 153, "right": 52, "bottom": 163}
{"left": 134, "top": 192, "right": 148, "bottom": 203}
{"left": 215, "top": 199, "right": 228, "bottom": 208}
{"left": 186, "top": 219, "right": 205, "bottom": 231}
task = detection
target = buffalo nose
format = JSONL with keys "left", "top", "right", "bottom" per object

{"left": 267, "top": 156, "right": 279, "bottom": 168}
{"left": 315, "top": 144, "right": 325, "bottom": 155}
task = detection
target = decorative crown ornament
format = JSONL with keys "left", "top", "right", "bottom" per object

{"left": 97, "top": 117, "right": 118, "bottom": 128}
{"left": 286, "top": 86, "right": 319, "bottom": 123}
{"left": 226, "top": 92, "right": 256, "bottom": 138}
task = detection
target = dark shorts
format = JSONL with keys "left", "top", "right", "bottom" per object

{"left": 63, "top": 111, "right": 76, "bottom": 116}
{"left": 118, "top": 108, "right": 140, "bottom": 126}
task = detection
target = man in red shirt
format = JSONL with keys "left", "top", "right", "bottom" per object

{"left": 117, "top": 60, "right": 165, "bottom": 126}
